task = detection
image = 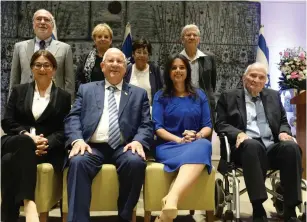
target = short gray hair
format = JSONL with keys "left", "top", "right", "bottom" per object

{"left": 181, "top": 24, "right": 200, "bottom": 38}
{"left": 244, "top": 62, "right": 268, "bottom": 76}
{"left": 102, "top": 48, "right": 127, "bottom": 66}
{"left": 32, "top": 9, "right": 54, "bottom": 26}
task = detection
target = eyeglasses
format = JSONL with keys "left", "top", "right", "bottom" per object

{"left": 184, "top": 33, "right": 199, "bottom": 38}
{"left": 34, "top": 16, "right": 53, "bottom": 24}
{"left": 135, "top": 50, "right": 149, "bottom": 56}
{"left": 33, "top": 63, "right": 53, "bottom": 70}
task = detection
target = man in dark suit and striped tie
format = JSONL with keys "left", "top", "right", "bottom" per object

{"left": 64, "top": 48, "right": 153, "bottom": 222}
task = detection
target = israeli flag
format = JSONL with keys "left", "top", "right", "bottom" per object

{"left": 51, "top": 16, "right": 57, "bottom": 40}
{"left": 122, "top": 22, "right": 134, "bottom": 64}
{"left": 256, "top": 25, "right": 270, "bottom": 88}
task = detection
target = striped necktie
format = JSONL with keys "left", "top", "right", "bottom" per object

{"left": 108, "top": 86, "right": 120, "bottom": 149}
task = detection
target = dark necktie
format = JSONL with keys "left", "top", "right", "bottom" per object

{"left": 39, "top": 40, "right": 46, "bottom": 50}
{"left": 252, "top": 96, "right": 264, "bottom": 134}
{"left": 108, "top": 86, "right": 120, "bottom": 149}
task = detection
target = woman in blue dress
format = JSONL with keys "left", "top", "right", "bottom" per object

{"left": 152, "top": 54, "right": 213, "bottom": 222}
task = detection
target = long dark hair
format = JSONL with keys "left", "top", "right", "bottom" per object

{"left": 162, "top": 54, "right": 196, "bottom": 97}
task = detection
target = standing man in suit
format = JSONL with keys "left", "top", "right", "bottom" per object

{"left": 215, "top": 62, "right": 302, "bottom": 222}
{"left": 10, "top": 9, "right": 75, "bottom": 101}
{"left": 64, "top": 48, "right": 153, "bottom": 222}
{"left": 180, "top": 24, "right": 217, "bottom": 124}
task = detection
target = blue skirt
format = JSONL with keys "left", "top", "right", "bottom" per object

{"left": 155, "top": 139, "right": 212, "bottom": 174}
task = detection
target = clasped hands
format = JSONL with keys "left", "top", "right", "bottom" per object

{"left": 236, "top": 132, "right": 294, "bottom": 148}
{"left": 26, "top": 133, "right": 49, "bottom": 156}
{"left": 69, "top": 140, "right": 146, "bottom": 160}
{"left": 177, "top": 130, "right": 203, "bottom": 144}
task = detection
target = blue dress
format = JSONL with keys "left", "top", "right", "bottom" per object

{"left": 152, "top": 89, "right": 213, "bottom": 173}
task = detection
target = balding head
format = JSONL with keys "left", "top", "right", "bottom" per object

{"left": 101, "top": 48, "right": 127, "bottom": 85}
{"left": 243, "top": 62, "right": 268, "bottom": 96}
{"left": 32, "top": 9, "right": 54, "bottom": 40}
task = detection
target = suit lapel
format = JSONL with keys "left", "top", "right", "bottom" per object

{"left": 95, "top": 81, "right": 105, "bottom": 115}
{"left": 24, "top": 82, "right": 36, "bottom": 122}
{"left": 118, "top": 82, "right": 131, "bottom": 118}
{"left": 236, "top": 89, "right": 247, "bottom": 127}
{"left": 26, "top": 39, "right": 35, "bottom": 62}
{"left": 260, "top": 90, "right": 274, "bottom": 130}
{"left": 48, "top": 40, "right": 60, "bottom": 56}
{"left": 36, "top": 83, "right": 58, "bottom": 123}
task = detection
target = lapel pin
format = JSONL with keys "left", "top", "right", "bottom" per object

{"left": 124, "top": 92, "right": 128, "bottom": 95}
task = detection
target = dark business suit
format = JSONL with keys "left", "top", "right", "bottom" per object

{"left": 64, "top": 81, "right": 153, "bottom": 222}
{"left": 124, "top": 62, "right": 163, "bottom": 104}
{"left": 215, "top": 88, "right": 302, "bottom": 206}
{"left": 1, "top": 82, "right": 71, "bottom": 222}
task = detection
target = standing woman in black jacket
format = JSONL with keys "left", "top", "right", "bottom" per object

{"left": 124, "top": 38, "right": 163, "bottom": 107}
{"left": 1, "top": 50, "right": 71, "bottom": 222}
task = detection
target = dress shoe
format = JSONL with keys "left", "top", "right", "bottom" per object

{"left": 253, "top": 216, "right": 268, "bottom": 222}
{"left": 287, "top": 217, "right": 301, "bottom": 222}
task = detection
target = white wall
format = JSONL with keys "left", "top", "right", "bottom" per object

{"left": 261, "top": 1, "right": 306, "bottom": 90}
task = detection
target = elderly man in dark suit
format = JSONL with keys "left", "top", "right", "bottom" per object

{"left": 10, "top": 9, "right": 75, "bottom": 101}
{"left": 215, "top": 62, "right": 302, "bottom": 222}
{"left": 64, "top": 48, "right": 153, "bottom": 222}
{"left": 180, "top": 24, "right": 217, "bottom": 124}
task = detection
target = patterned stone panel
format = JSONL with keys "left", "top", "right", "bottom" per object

{"left": 91, "top": 1, "right": 126, "bottom": 42}
{"left": 1, "top": 92, "right": 9, "bottom": 118}
{"left": 1, "top": 1, "right": 18, "bottom": 38}
{"left": 1, "top": 38, "right": 22, "bottom": 71}
{"left": 17, "top": 2, "right": 90, "bottom": 39}
{"left": 127, "top": 1, "right": 184, "bottom": 44}
{"left": 185, "top": 1, "right": 260, "bottom": 46}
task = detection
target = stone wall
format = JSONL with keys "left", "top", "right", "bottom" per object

{"left": 1, "top": 1, "right": 261, "bottom": 115}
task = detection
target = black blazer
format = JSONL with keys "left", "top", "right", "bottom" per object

{"left": 198, "top": 53, "right": 217, "bottom": 110}
{"left": 1, "top": 82, "right": 71, "bottom": 170}
{"left": 124, "top": 62, "right": 163, "bottom": 104}
{"left": 215, "top": 88, "right": 291, "bottom": 149}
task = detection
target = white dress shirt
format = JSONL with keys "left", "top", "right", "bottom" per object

{"left": 32, "top": 81, "right": 52, "bottom": 120}
{"left": 180, "top": 49, "right": 207, "bottom": 88}
{"left": 130, "top": 64, "right": 152, "bottom": 105}
{"left": 89, "top": 80, "right": 123, "bottom": 143}
{"left": 34, "top": 36, "right": 52, "bottom": 52}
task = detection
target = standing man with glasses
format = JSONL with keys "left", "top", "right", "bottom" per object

{"left": 10, "top": 9, "right": 75, "bottom": 101}
{"left": 180, "top": 24, "right": 217, "bottom": 125}
{"left": 64, "top": 48, "right": 153, "bottom": 222}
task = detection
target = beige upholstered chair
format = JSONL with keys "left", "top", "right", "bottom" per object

{"left": 143, "top": 162, "right": 215, "bottom": 222}
{"left": 62, "top": 164, "right": 136, "bottom": 222}
{"left": 35, "top": 163, "right": 63, "bottom": 222}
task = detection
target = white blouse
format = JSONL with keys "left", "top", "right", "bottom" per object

{"left": 32, "top": 82, "right": 52, "bottom": 120}
{"left": 130, "top": 64, "right": 152, "bottom": 105}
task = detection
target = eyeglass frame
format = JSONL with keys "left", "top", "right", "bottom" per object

{"left": 32, "top": 63, "right": 54, "bottom": 70}
{"left": 33, "top": 16, "right": 53, "bottom": 25}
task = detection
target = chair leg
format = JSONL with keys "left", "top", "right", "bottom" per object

{"left": 144, "top": 211, "right": 151, "bottom": 222}
{"left": 62, "top": 212, "right": 68, "bottom": 222}
{"left": 206, "top": 210, "right": 214, "bottom": 222}
{"left": 190, "top": 210, "right": 195, "bottom": 215}
{"left": 39, "top": 212, "right": 48, "bottom": 222}
{"left": 132, "top": 210, "right": 137, "bottom": 222}
{"left": 60, "top": 199, "right": 63, "bottom": 219}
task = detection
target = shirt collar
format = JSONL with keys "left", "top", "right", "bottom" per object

{"left": 105, "top": 79, "right": 123, "bottom": 91}
{"left": 244, "top": 87, "right": 260, "bottom": 100}
{"left": 180, "top": 49, "right": 207, "bottom": 62}
{"left": 35, "top": 36, "right": 52, "bottom": 44}
{"left": 34, "top": 81, "right": 53, "bottom": 96}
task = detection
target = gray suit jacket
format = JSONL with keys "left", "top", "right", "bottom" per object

{"left": 9, "top": 38, "right": 75, "bottom": 102}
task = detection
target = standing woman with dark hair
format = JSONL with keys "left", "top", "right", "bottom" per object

{"left": 152, "top": 54, "right": 212, "bottom": 222}
{"left": 1, "top": 50, "right": 71, "bottom": 222}
{"left": 124, "top": 38, "right": 163, "bottom": 106}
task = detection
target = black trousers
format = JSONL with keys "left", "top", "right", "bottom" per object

{"left": 234, "top": 139, "right": 302, "bottom": 206}
{"left": 67, "top": 143, "right": 146, "bottom": 222}
{"left": 1, "top": 135, "right": 50, "bottom": 222}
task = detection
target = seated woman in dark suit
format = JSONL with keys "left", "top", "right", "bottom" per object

{"left": 152, "top": 54, "right": 213, "bottom": 222}
{"left": 1, "top": 50, "right": 71, "bottom": 222}
{"left": 124, "top": 38, "right": 163, "bottom": 106}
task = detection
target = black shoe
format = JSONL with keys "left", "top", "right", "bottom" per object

{"left": 253, "top": 216, "right": 268, "bottom": 222}
{"left": 287, "top": 217, "right": 301, "bottom": 222}
{"left": 118, "top": 216, "right": 131, "bottom": 222}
